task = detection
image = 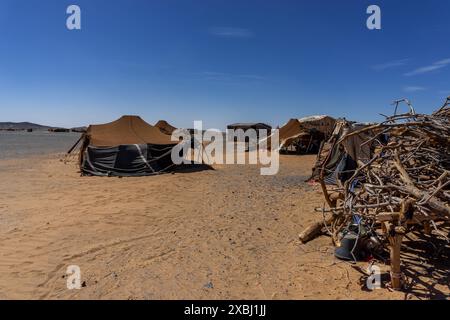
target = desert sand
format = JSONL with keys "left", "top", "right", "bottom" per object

{"left": 0, "top": 152, "right": 447, "bottom": 299}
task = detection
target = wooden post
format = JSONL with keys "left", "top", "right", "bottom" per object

{"left": 384, "top": 222, "right": 405, "bottom": 290}
{"left": 389, "top": 234, "right": 403, "bottom": 290}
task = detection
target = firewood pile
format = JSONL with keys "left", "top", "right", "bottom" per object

{"left": 300, "top": 97, "right": 450, "bottom": 290}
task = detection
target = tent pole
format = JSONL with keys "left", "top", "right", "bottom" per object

{"left": 67, "top": 134, "right": 84, "bottom": 154}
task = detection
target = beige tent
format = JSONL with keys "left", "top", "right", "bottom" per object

{"left": 86, "top": 116, "right": 175, "bottom": 146}
{"left": 155, "top": 120, "right": 177, "bottom": 136}
{"left": 277, "top": 115, "right": 336, "bottom": 153}
{"left": 77, "top": 115, "right": 178, "bottom": 176}
{"left": 279, "top": 115, "right": 335, "bottom": 146}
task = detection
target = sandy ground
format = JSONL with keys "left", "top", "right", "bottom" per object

{"left": 0, "top": 153, "right": 448, "bottom": 300}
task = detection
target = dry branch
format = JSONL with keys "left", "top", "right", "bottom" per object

{"left": 301, "top": 97, "right": 450, "bottom": 290}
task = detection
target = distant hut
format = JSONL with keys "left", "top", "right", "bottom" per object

{"left": 71, "top": 127, "right": 87, "bottom": 133}
{"left": 226, "top": 123, "right": 272, "bottom": 139}
{"left": 48, "top": 128, "right": 70, "bottom": 133}
{"left": 226, "top": 123, "right": 272, "bottom": 151}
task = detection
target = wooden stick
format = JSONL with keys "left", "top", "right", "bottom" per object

{"left": 384, "top": 222, "right": 405, "bottom": 290}
{"left": 299, "top": 215, "right": 337, "bottom": 244}
{"left": 389, "top": 233, "right": 404, "bottom": 290}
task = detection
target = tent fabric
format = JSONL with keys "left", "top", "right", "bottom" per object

{"left": 279, "top": 119, "right": 306, "bottom": 147}
{"left": 79, "top": 116, "right": 178, "bottom": 176}
{"left": 82, "top": 143, "right": 175, "bottom": 176}
{"left": 87, "top": 116, "right": 176, "bottom": 147}
{"left": 155, "top": 120, "right": 177, "bottom": 136}
{"left": 340, "top": 127, "right": 372, "bottom": 164}
{"left": 280, "top": 132, "right": 310, "bottom": 149}
{"left": 309, "top": 120, "right": 374, "bottom": 184}
{"left": 278, "top": 116, "right": 336, "bottom": 148}
{"left": 309, "top": 121, "right": 346, "bottom": 182}
{"left": 262, "top": 116, "right": 333, "bottom": 151}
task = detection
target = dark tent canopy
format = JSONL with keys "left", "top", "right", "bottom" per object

{"left": 78, "top": 115, "right": 178, "bottom": 176}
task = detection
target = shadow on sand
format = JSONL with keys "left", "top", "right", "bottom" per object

{"left": 350, "top": 225, "right": 449, "bottom": 299}
{"left": 400, "top": 227, "right": 450, "bottom": 299}
{"left": 172, "top": 162, "right": 214, "bottom": 174}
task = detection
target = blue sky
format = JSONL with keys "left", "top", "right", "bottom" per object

{"left": 0, "top": 0, "right": 449, "bottom": 129}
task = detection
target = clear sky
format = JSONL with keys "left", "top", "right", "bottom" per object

{"left": 0, "top": 0, "right": 449, "bottom": 129}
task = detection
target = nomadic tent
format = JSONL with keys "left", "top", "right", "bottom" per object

{"left": 155, "top": 120, "right": 177, "bottom": 136}
{"left": 75, "top": 116, "right": 179, "bottom": 176}
{"left": 279, "top": 115, "right": 336, "bottom": 153}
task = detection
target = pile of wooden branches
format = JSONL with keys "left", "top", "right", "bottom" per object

{"left": 300, "top": 98, "right": 450, "bottom": 249}
{"left": 300, "top": 98, "right": 450, "bottom": 289}
{"left": 320, "top": 100, "right": 450, "bottom": 244}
